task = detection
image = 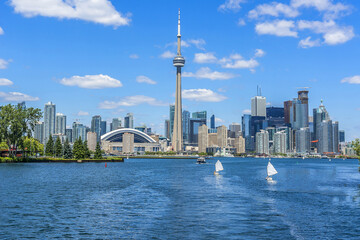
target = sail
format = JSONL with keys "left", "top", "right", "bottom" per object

{"left": 215, "top": 160, "right": 224, "bottom": 172}
{"left": 267, "top": 161, "right": 278, "bottom": 177}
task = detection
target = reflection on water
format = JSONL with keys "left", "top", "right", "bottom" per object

{"left": 0, "top": 158, "right": 359, "bottom": 239}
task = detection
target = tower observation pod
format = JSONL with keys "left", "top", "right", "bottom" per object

{"left": 172, "top": 9, "right": 185, "bottom": 152}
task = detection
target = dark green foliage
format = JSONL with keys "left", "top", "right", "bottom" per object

{"left": 63, "top": 138, "right": 72, "bottom": 159}
{"left": 54, "top": 137, "right": 63, "bottom": 157}
{"left": 94, "top": 142, "right": 102, "bottom": 159}
{"left": 83, "top": 140, "right": 91, "bottom": 159}
{"left": 352, "top": 138, "right": 360, "bottom": 156}
{"left": 45, "top": 135, "right": 54, "bottom": 157}
{"left": 73, "top": 137, "right": 85, "bottom": 159}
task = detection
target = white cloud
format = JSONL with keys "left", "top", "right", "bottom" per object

{"left": 136, "top": 75, "right": 156, "bottom": 85}
{"left": 341, "top": 75, "right": 360, "bottom": 84}
{"left": 99, "top": 95, "right": 167, "bottom": 109}
{"left": 10, "top": 0, "right": 130, "bottom": 27}
{"left": 77, "top": 111, "right": 89, "bottom": 116}
{"left": 256, "top": 20, "right": 298, "bottom": 37}
{"left": 60, "top": 74, "right": 122, "bottom": 89}
{"left": 299, "top": 37, "right": 321, "bottom": 48}
{"left": 215, "top": 117, "right": 225, "bottom": 123}
{"left": 0, "top": 78, "right": 13, "bottom": 86}
{"left": 183, "top": 67, "right": 236, "bottom": 80}
{"left": 298, "top": 20, "right": 354, "bottom": 45}
{"left": 0, "top": 92, "right": 39, "bottom": 102}
{"left": 194, "top": 53, "right": 217, "bottom": 63}
{"left": 291, "top": 0, "right": 350, "bottom": 19}
{"left": 129, "top": 54, "right": 139, "bottom": 59}
{"left": 238, "top": 19, "right": 246, "bottom": 26}
{"left": 0, "top": 27, "right": 3, "bottom": 35}
{"left": 160, "top": 50, "right": 176, "bottom": 59}
{"left": 249, "top": 2, "right": 299, "bottom": 19}
{"left": 187, "top": 39, "right": 206, "bottom": 50}
{"left": 0, "top": 59, "right": 9, "bottom": 69}
{"left": 218, "top": 0, "right": 245, "bottom": 12}
{"left": 254, "top": 49, "right": 265, "bottom": 58}
{"left": 182, "top": 89, "right": 227, "bottom": 102}
{"left": 242, "top": 109, "right": 251, "bottom": 114}
{"left": 220, "top": 55, "right": 259, "bottom": 69}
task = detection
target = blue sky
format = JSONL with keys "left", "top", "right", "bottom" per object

{"left": 0, "top": 0, "right": 360, "bottom": 140}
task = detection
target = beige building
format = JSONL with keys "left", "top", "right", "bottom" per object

{"left": 198, "top": 124, "right": 208, "bottom": 153}
{"left": 217, "top": 125, "right": 228, "bottom": 148}
{"left": 87, "top": 132, "right": 97, "bottom": 151}
{"left": 208, "top": 133, "right": 217, "bottom": 147}
{"left": 123, "top": 133, "right": 134, "bottom": 153}
{"left": 235, "top": 136, "right": 245, "bottom": 154}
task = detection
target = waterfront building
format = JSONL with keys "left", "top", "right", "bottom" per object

{"left": 65, "top": 129, "right": 72, "bottom": 143}
{"left": 256, "top": 130, "right": 269, "bottom": 155}
{"left": 87, "top": 132, "right": 97, "bottom": 151}
{"left": 251, "top": 96, "right": 266, "bottom": 117}
{"left": 111, "top": 118, "right": 122, "bottom": 131}
{"left": 44, "top": 102, "right": 56, "bottom": 143}
{"left": 339, "top": 130, "right": 345, "bottom": 143}
{"left": 101, "top": 128, "right": 160, "bottom": 155}
{"left": 182, "top": 110, "right": 190, "bottom": 144}
{"left": 91, "top": 115, "right": 101, "bottom": 142}
{"left": 313, "top": 100, "right": 330, "bottom": 150}
{"left": 124, "top": 113, "right": 133, "bottom": 129}
{"left": 277, "top": 126, "right": 293, "bottom": 153}
{"left": 319, "top": 120, "right": 333, "bottom": 154}
{"left": 266, "top": 107, "right": 285, "bottom": 127}
{"left": 210, "top": 114, "right": 215, "bottom": 129}
{"left": 274, "top": 131, "right": 286, "bottom": 154}
{"left": 208, "top": 133, "right": 218, "bottom": 147}
{"left": 135, "top": 126, "right": 146, "bottom": 132}
{"left": 72, "top": 122, "right": 87, "bottom": 142}
{"left": 235, "top": 136, "right": 245, "bottom": 154}
{"left": 295, "top": 127, "right": 311, "bottom": 153}
{"left": 229, "top": 123, "right": 241, "bottom": 138}
{"left": 189, "top": 118, "right": 206, "bottom": 145}
{"left": 52, "top": 134, "right": 67, "bottom": 144}
{"left": 55, "top": 113, "right": 66, "bottom": 135}
{"left": 332, "top": 121, "right": 339, "bottom": 153}
{"left": 34, "top": 122, "right": 44, "bottom": 144}
{"left": 198, "top": 124, "right": 208, "bottom": 153}
{"left": 284, "top": 100, "right": 292, "bottom": 125}
{"left": 100, "top": 120, "right": 107, "bottom": 136}
{"left": 165, "top": 119, "right": 170, "bottom": 139}
{"left": 217, "top": 125, "right": 228, "bottom": 148}
{"left": 192, "top": 111, "right": 207, "bottom": 120}
{"left": 169, "top": 105, "right": 175, "bottom": 141}
{"left": 172, "top": 9, "right": 185, "bottom": 152}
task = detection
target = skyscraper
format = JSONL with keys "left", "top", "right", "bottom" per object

{"left": 256, "top": 130, "right": 269, "bottom": 154}
{"left": 55, "top": 113, "right": 66, "bottom": 135}
{"left": 44, "top": 102, "right": 56, "bottom": 143}
{"left": 111, "top": 118, "right": 121, "bottom": 131}
{"left": 313, "top": 100, "right": 330, "bottom": 150}
{"left": 274, "top": 131, "right": 286, "bottom": 154}
{"left": 165, "top": 119, "right": 170, "bottom": 139}
{"left": 34, "top": 122, "right": 44, "bottom": 144}
{"left": 169, "top": 105, "right": 175, "bottom": 141}
{"left": 289, "top": 90, "right": 309, "bottom": 130}
{"left": 189, "top": 118, "right": 206, "bottom": 145}
{"left": 229, "top": 123, "right": 241, "bottom": 138}
{"left": 192, "top": 111, "right": 207, "bottom": 120}
{"left": 295, "top": 127, "right": 311, "bottom": 153}
{"left": 91, "top": 115, "right": 101, "bottom": 142}
{"left": 124, "top": 113, "right": 133, "bottom": 128}
{"left": 319, "top": 120, "right": 333, "bottom": 154}
{"left": 217, "top": 125, "right": 228, "bottom": 148}
{"left": 339, "top": 130, "right": 345, "bottom": 143}
{"left": 251, "top": 96, "right": 266, "bottom": 117}
{"left": 210, "top": 114, "right": 215, "bottom": 129}
{"left": 182, "top": 110, "right": 190, "bottom": 144}
{"left": 172, "top": 9, "right": 185, "bottom": 152}
{"left": 100, "top": 120, "right": 107, "bottom": 136}
{"left": 198, "top": 124, "right": 208, "bottom": 153}
{"left": 332, "top": 121, "right": 339, "bottom": 153}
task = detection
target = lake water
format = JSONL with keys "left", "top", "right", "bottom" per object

{"left": 0, "top": 158, "right": 359, "bottom": 239}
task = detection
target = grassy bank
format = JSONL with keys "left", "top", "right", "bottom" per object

{"left": 0, "top": 157, "right": 124, "bottom": 163}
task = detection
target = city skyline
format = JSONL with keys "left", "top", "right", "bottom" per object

{"left": 1, "top": 1, "right": 360, "bottom": 140}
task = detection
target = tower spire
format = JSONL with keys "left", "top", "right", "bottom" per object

{"left": 178, "top": 8, "right": 181, "bottom": 36}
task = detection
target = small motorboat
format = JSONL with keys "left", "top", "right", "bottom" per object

{"left": 197, "top": 156, "right": 206, "bottom": 164}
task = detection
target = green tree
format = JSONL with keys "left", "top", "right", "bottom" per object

{"left": 0, "top": 104, "right": 42, "bottom": 157}
{"left": 63, "top": 138, "right": 73, "bottom": 159}
{"left": 352, "top": 138, "right": 360, "bottom": 156}
{"left": 54, "top": 137, "right": 63, "bottom": 157}
{"left": 83, "top": 140, "right": 91, "bottom": 159}
{"left": 73, "top": 137, "right": 85, "bottom": 159}
{"left": 94, "top": 142, "right": 102, "bottom": 159}
{"left": 45, "top": 135, "right": 54, "bottom": 157}
{"left": 0, "top": 141, "right": 9, "bottom": 151}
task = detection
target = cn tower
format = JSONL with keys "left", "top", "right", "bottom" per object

{"left": 172, "top": 9, "right": 185, "bottom": 152}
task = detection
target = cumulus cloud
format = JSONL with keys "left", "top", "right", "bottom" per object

{"left": 99, "top": 95, "right": 167, "bottom": 109}
{"left": 183, "top": 67, "right": 236, "bottom": 80}
{"left": 160, "top": 50, "right": 176, "bottom": 59}
{"left": 220, "top": 54, "right": 259, "bottom": 69}
{"left": 254, "top": 49, "right": 266, "bottom": 57}
{"left": 341, "top": 75, "right": 360, "bottom": 84}
{"left": 136, "top": 75, "right": 156, "bottom": 85}
{"left": 194, "top": 53, "right": 217, "bottom": 63}
{"left": 60, "top": 74, "right": 122, "bottom": 89}
{"left": 299, "top": 37, "right": 321, "bottom": 48}
{"left": 0, "top": 78, "right": 13, "bottom": 86}
{"left": 187, "top": 39, "right": 206, "bottom": 50}
{"left": 249, "top": 2, "right": 299, "bottom": 19}
{"left": 242, "top": 109, "right": 251, "bottom": 114}
{"left": 77, "top": 111, "right": 89, "bottom": 116}
{"left": 218, "top": 0, "right": 245, "bottom": 12}
{"left": 129, "top": 54, "right": 139, "bottom": 59}
{"left": 0, "top": 92, "right": 39, "bottom": 102}
{"left": 0, "top": 59, "right": 9, "bottom": 69}
{"left": 291, "top": 0, "right": 350, "bottom": 19}
{"left": 256, "top": 20, "right": 298, "bottom": 37}
{"left": 10, "top": 0, "right": 130, "bottom": 27}
{"left": 182, "top": 89, "right": 227, "bottom": 102}
{"left": 0, "top": 27, "right": 3, "bottom": 35}
{"left": 215, "top": 117, "right": 225, "bottom": 123}
{"left": 238, "top": 19, "right": 246, "bottom": 26}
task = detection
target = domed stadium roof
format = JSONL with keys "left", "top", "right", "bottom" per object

{"left": 101, "top": 128, "right": 156, "bottom": 143}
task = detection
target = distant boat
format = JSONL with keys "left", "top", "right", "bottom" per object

{"left": 266, "top": 161, "right": 278, "bottom": 181}
{"left": 214, "top": 160, "right": 224, "bottom": 175}
{"left": 197, "top": 156, "right": 206, "bottom": 164}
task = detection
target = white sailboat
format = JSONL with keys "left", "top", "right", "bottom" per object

{"left": 214, "top": 160, "right": 224, "bottom": 175}
{"left": 266, "top": 161, "right": 278, "bottom": 181}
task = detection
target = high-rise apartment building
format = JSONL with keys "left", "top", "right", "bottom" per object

{"left": 169, "top": 105, "right": 175, "bottom": 141}
{"left": 339, "top": 130, "right": 345, "bottom": 143}
{"left": 189, "top": 118, "right": 206, "bottom": 144}
{"left": 295, "top": 127, "right": 311, "bottom": 153}
{"left": 165, "top": 119, "right": 170, "bottom": 139}
{"left": 55, "top": 113, "right": 66, "bottom": 135}
{"left": 100, "top": 121, "right": 107, "bottom": 136}
{"left": 182, "top": 110, "right": 190, "bottom": 144}
{"left": 210, "top": 114, "right": 215, "bottom": 129}
{"left": 313, "top": 100, "right": 330, "bottom": 149}
{"left": 256, "top": 130, "right": 269, "bottom": 154}
{"left": 91, "top": 115, "right": 101, "bottom": 142}
{"left": 111, "top": 118, "right": 121, "bottom": 131}
{"left": 332, "top": 121, "right": 339, "bottom": 153}
{"left": 87, "top": 132, "right": 97, "bottom": 151}
{"left": 72, "top": 122, "right": 86, "bottom": 142}
{"left": 65, "top": 129, "right": 72, "bottom": 143}
{"left": 198, "top": 124, "right": 208, "bottom": 153}
{"left": 44, "top": 102, "right": 56, "bottom": 143}
{"left": 34, "top": 122, "right": 44, "bottom": 144}
{"left": 229, "top": 123, "right": 241, "bottom": 138}
{"left": 319, "top": 120, "right": 333, "bottom": 154}
{"left": 235, "top": 136, "right": 245, "bottom": 154}
{"left": 274, "top": 131, "right": 286, "bottom": 154}
{"left": 124, "top": 113, "right": 133, "bottom": 129}
{"left": 217, "top": 125, "right": 228, "bottom": 148}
